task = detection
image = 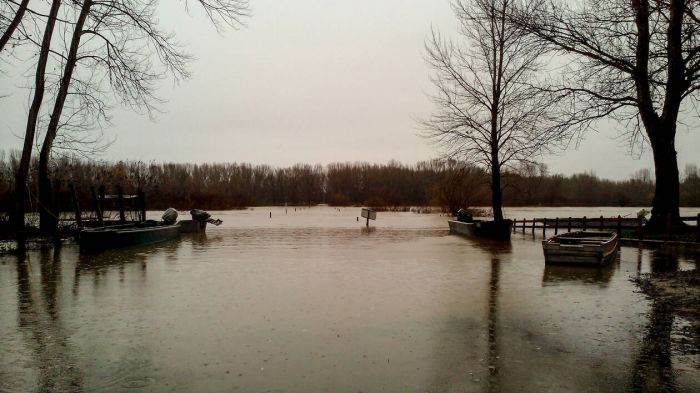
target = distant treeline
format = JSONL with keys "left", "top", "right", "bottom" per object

{"left": 0, "top": 153, "right": 699, "bottom": 213}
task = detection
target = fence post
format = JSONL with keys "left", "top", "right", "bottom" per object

{"left": 599, "top": 215, "right": 604, "bottom": 231}
{"left": 582, "top": 216, "right": 587, "bottom": 231}
{"left": 554, "top": 217, "right": 559, "bottom": 235}
{"left": 117, "top": 186, "right": 126, "bottom": 223}
{"left": 512, "top": 219, "right": 516, "bottom": 233}
{"left": 69, "top": 183, "right": 82, "bottom": 228}
{"left": 90, "top": 186, "right": 104, "bottom": 227}
{"left": 617, "top": 215, "right": 622, "bottom": 238}
{"left": 543, "top": 218, "right": 547, "bottom": 237}
{"left": 522, "top": 218, "right": 526, "bottom": 233}
{"left": 139, "top": 190, "right": 146, "bottom": 222}
{"left": 567, "top": 217, "right": 572, "bottom": 232}
{"left": 531, "top": 217, "right": 536, "bottom": 235}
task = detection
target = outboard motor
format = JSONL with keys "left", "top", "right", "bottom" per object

{"left": 162, "top": 208, "right": 178, "bottom": 224}
{"left": 190, "top": 209, "right": 211, "bottom": 222}
{"left": 457, "top": 209, "right": 473, "bottom": 223}
{"left": 190, "top": 209, "right": 223, "bottom": 226}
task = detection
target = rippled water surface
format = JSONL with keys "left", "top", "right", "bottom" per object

{"left": 1, "top": 207, "right": 699, "bottom": 392}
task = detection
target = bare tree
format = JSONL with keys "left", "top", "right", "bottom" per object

{"left": 11, "top": 0, "right": 61, "bottom": 241}
{"left": 511, "top": 0, "right": 700, "bottom": 229}
{"left": 0, "top": 0, "right": 31, "bottom": 54}
{"left": 33, "top": 0, "right": 248, "bottom": 232}
{"left": 423, "top": 0, "right": 571, "bottom": 220}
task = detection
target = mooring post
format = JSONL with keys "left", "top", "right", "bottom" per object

{"left": 567, "top": 217, "right": 572, "bottom": 232}
{"left": 117, "top": 186, "right": 126, "bottom": 223}
{"left": 582, "top": 216, "right": 587, "bottom": 231}
{"left": 138, "top": 190, "right": 146, "bottom": 222}
{"left": 52, "top": 179, "right": 61, "bottom": 246}
{"left": 512, "top": 219, "right": 517, "bottom": 233}
{"left": 617, "top": 215, "right": 622, "bottom": 237}
{"left": 90, "top": 186, "right": 104, "bottom": 227}
{"left": 542, "top": 218, "right": 547, "bottom": 237}
{"left": 599, "top": 215, "right": 604, "bottom": 231}
{"left": 554, "top": 217, "right": 559, "bottom": 235}
{"left": 69, "top": 183, "right": 82, "bottom": 228}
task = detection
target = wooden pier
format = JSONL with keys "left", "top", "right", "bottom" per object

{"left": 511, "top": 214, "right": 700, "bottom": 243}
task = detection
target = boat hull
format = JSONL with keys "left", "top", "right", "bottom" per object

{"left": 542, "top": 231, "right": 618, "bottom": 266}
{"left": 79, "top": 223, "right": 181, "bottom": 253}
{"left": 448, "top": 219, "right": 512, "bottom": 240}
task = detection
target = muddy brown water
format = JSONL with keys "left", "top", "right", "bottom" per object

{"left": 1, "top": 207, "right": 699, "bottom": 392}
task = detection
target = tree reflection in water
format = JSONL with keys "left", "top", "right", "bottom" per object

{"left": 16, "top": 249, "right": 84, "bottom": 392}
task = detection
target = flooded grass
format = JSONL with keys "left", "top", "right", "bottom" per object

{"left": 1, "top": 207, "right": 699, "bottom": 392}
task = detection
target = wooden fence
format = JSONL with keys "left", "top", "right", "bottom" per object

{"left": 512, "top": 214, "right": 700, "bottom": 242}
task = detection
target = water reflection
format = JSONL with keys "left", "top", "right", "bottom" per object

{"left": 16, "top": 249, "right": 84, "bottom": 392}
{"left": 542, "top": 265, "right": 616, "bottom": 286}
{"left": 487, "top": 256, "right": 501, "bottom": 393}
{"left": 630, "top": 248, "right": 700, "bottom": 393}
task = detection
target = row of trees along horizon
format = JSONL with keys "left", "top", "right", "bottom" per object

{"left": 2, "top": 0, "right": 700, "bottom": 238}
{"left": 1, "top": 155, "right": 698, "bottom": 213}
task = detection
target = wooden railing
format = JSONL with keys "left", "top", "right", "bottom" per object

{"left": 511, "top": 214, "right": 700, "bottom": 242}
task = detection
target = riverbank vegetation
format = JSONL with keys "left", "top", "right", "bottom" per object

{"left": 0, "top": 155, "right": 698, "bottom": 213}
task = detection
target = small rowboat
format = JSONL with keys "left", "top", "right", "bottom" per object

{"left": 448, "top": 219, "right": 513, "bottom": 240}
{"left": 542, "top": 231, "right": 618, "bottom": 266}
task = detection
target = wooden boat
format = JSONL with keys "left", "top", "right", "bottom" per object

{"left": 448, "top": 219, "right": 512, "bottom": 240}
{"left": 79, "top": 221, "right": 181, "bottom": 253}
{"left": 542, "top": 231, "right": 618, "bottom": 266}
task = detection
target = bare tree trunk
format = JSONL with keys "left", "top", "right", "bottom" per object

{"left": 648, "top": 128, "right": 681, "bottom": 230}
{"left": 12, "top": 0, "right": 61, "bottom": 241}
{"left": 491, "top": 154, "right": 504, "bottom": 220}
{"left": 0, "top": 0, "right": 30, "bottom": 53}
{"left": 38, "top": 0, "right": 92, "bottom": 233}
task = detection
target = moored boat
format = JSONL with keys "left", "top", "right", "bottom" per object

{"left": 448, "top": 219, "right": 512, "bottom": 240}
{"left": 79, "top": 221, "right": 181, "bottom": 253}
{"left": 79, "top": 208, "right": 181, "bottom": 253}
{"left": 542, "top": 231, "right": 618, "bottom": 266}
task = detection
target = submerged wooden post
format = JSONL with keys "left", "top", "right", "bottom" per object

{"left": 582, "top": 216, "right": 587, "bottom": 231}
{"left": 69, "top": 183, "right": 82, "bottom": 227}
{"left": 52, "top": 179, "right": 62, "bottom": 245}
{"left": 90, "top": 186, "right": 104, "bottom": 227}
{"left": 531, "top": 217, "right": 536, "bottom": 235}
{"left": 567, "top": 217, "right": 572, "bottom": 232}
{"left": 599, "top": 215, "right": 604, "bottom": 231}
{"left": 617, "top": 215, "right": 622, "bottom": 237}
{"left": 554, "top": 217, "right": 559, "bottom": 235}
{"left": 138, "top": 190, "right": 146, "bottom": 222}
{"left": 117, "top": 186, "right": 126, "bottom": 223}
{"left": 542, "top": 218, "right": 547, "bottom": 237}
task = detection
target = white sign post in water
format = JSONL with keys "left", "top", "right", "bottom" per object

{"left": 361, "top": 208, "right": 377, "bottom": 227}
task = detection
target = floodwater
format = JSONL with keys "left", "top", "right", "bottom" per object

{"left": 1, "top": 206, "right": 699, "bottom": 393}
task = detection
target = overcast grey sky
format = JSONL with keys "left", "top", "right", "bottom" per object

{"left": 1, "top": 0, "right": 699, "bottom": 180}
